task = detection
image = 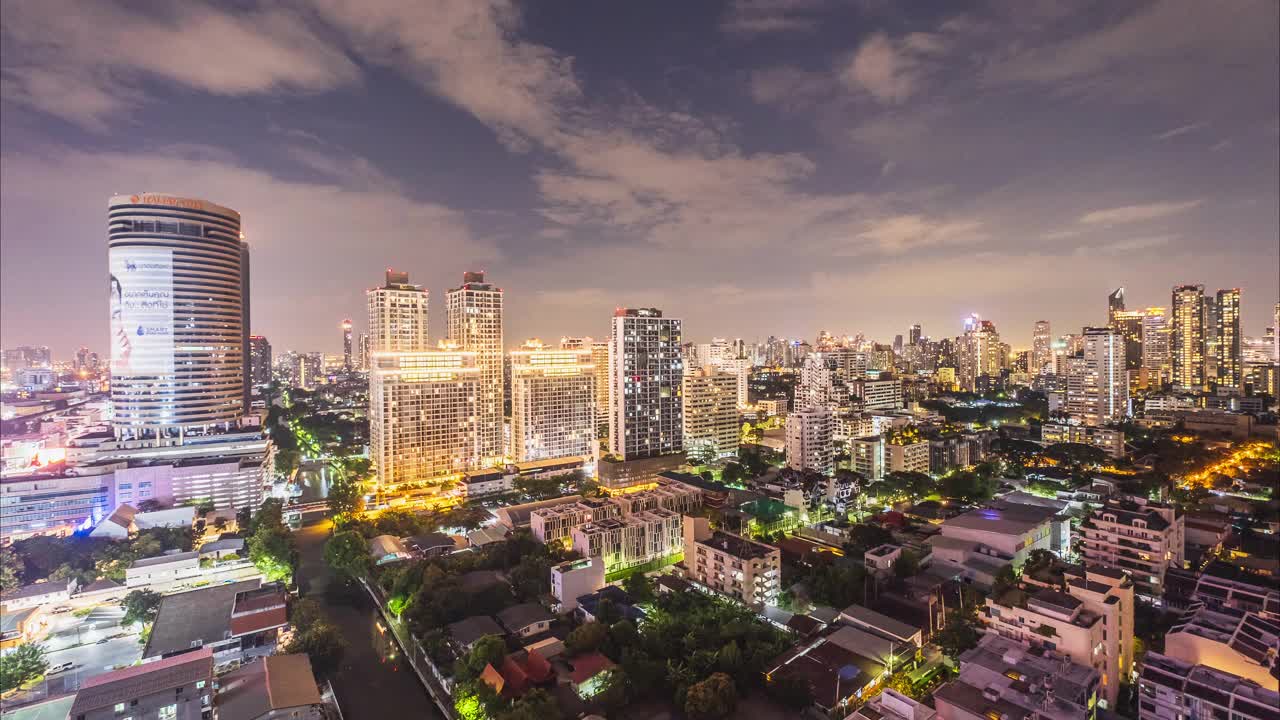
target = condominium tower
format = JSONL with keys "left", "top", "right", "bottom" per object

{"left": 446, "top": 272, "right": 504, "bottom": 465}
{"left": 682, "top": 367, "right": 740, "bottom": 462}
{"left": 1079, "top": 326, "right": 1129, "bottom": 425}
{"left": 1031, "top": 320, "right": 1052, "bottom": 374}
{"left": 510, "top": 340, "right": 595, "bottom": 463}
{"left": 1171, "top": 284, "right": 1206, "bottom": 391}
{"left": 367, "top": 269, "right": 429, "bottom": 352}
{"left": 609, "top": 308, "right": 683, "bottom": 460}
{"left": 1215, "top": 288, "right": 1242, "bottom": 390}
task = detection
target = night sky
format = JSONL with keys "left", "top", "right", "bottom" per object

{"left": 2, "top": 0, "right": 1277, "bottom": 358}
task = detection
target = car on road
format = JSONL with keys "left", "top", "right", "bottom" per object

{"left": 48, "top": 662, "right": 75, "bottom": 674}
{"left": 51, "top": 606, "right": 72, "bottom": 614}
{"left": 96, "top": 638, "right": 109, "bottom": 644}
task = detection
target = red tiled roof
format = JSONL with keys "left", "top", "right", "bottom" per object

{"left": 568, "top": 652, "right": 616, "bottom": 685}
{"left": 229, "top": 606, "right": 288, "bottom": 636}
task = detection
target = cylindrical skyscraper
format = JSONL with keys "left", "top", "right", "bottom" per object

{"left": 108, "top": 193, "right": 247, "bottom": 439}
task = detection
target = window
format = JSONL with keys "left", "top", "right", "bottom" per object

{"left": 114, "top": 704, "right": 126, "bottom": 713}
{"left": 196, "top": 681, "right": 205, "bottom": 690}
{"left": 158, "top": 705, "right": 177, "bottom": 720}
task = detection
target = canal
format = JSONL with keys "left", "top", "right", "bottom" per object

{"left": 294, "top": 520, "right": 444, "bottom": 720}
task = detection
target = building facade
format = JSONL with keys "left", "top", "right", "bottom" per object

{"left": 1080, "top": 498, "right": 1185, "bottom": 602}
{"left": 248, "top": 335, "right": 272, "bottom": 387}
{"left": 1215, "top": 288, "right": 1242, "bottom": 390}
{"left": 786, "top": 406, "right": 833, "bottom": 475}
{"left": 1171, "top": 284, "right": 1206, "bottom": 392}
{"left": 367, "top": 269, "right": 429, "bottom": 353}
{"left": 1079, "top": 326, "right": 1129, "bottom": 425}
{"left": 682, "top": 367, "right": 740, "bottom": 462}
{"left": 446, "top": 271, "right": 504, "bottom": 465}
{"left": 682, "top": 516, "right": 781, "bottom": 608}
{"left": 609, "top": 308, "right": 683, "bottom": 460}
{"left": 108, "top": 194, "right": 248, "bottom": 439}
{"left": 509, "top": 340, "right": 595, "bottom": 463}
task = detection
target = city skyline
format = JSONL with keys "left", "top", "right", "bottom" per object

{"left": 2, "top": 1, "right": 1278, "bottom": 356}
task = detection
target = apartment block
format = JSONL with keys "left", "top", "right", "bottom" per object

{"left": 1080, "top": 497, "right": 1185, "bottom": 602}
{"left": 682, "top": 516, "right": 781, "bottom": 608}
{"left": 850, "top": 435, "right": 885, "bottom": 481}
{"left": 509, "top": 340, "right": 595, "bottom": 463}
{"left": 887, "top": 438, "right": 930, "bottom": 474}
{"left": 933, "top": 633, "right": 1101, "bottom": 720}
{"left": 1041, "top": 422, "right": 1126, "bottom": 458}
{"left": 1164, "top": 606, "right": 1279, "bottom": 690}
{"left": 571, "top": 509, "right": 683, "bottom": 576}
{"left": 682, "top": 367, "right": 740, "bottom": 462}
{"left": 1139, "top": 652, "right": 1279, "bottom": 720}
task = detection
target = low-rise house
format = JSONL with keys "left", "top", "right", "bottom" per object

{"left": 497, "top": 603, "right": 554, "bottom": 638}
{"left": 126, "top": 552, "right": 202, "bottom": 589}
{"left": 403, "top": 533, "right": 458, "bottom": 558}
{"left": 864, "top": 544, "right": 903, "bottom": 576}
{"left": 90, "top": 504, "right": 196, "bottom": 540}
{"left": 838, "top": 604, "right": 923, "bottom": 649}
{"left": 848, "top": 688, "right": 936, "bottom": 720}
{"left": 143, "top": 581, "right": 288, "bottom": 672}
{"left": 0, "top": 579, "right": 74, "bottom": 611}
{"left": 576, "top": 586, "right": 645, "bottom": 624}
{"left": 447, "top": 616, "right": 506, "bottom": 652}
{"left": 78, "top": 578, "right": 126, "bottom": 603}
{"left": 566, "top": 652, "right": 616, "bottom": 699}
{"left": 69, "top": 646, "right": 213, "bottom": 720}
{"left": 479, "top": 650, "right": 554, "bottom": 698}
{"left": 368, "top": 535, "right": 411, "bottom": 566}
{"left": 216, "top": 654, "right": 323, "bottom": 720}
{"left": 198, "top": 538, "right": 246, "bottom": 560}
{"left": 550, "top": 556, "right": 605, "bottom": 612}
{"left": 0, "top": 606, "right": 47, "bottom": 650}
{"left": 764, "top": 628, "right": 886, "bottom": 713}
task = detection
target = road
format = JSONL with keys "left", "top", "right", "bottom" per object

{"left": 293, "top": 520, "right": 444, "bottom": 720}
{"left": 5, "top": 608, "right": 142, "bottom": 707}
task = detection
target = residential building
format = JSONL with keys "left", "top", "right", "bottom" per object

{"left": 216, "top": 654, "right": 323, "bottom": 720}
{"left": 1041, "top": 422, "right": 1125, "bottom": 458}
{"left": 530, "top": 498, "right": 622, "bottom": 548}
{"left": 983, "top": 565, "right": 1134, "bottom": 707}
{"left": 849, "top": 689, "right": 936, "bottom": 720}
{"left": 0, "top": 579, "right": 75, "bottom": 611}
{"left": 1141, "top": 307, "right": 1171, "bottom": 386}
{"left": 447, "top": 615, "right": 506, "bottom": 652}
{"left": 497, "top": 603, "right": 555, "bottom": 638}
{"left": 850, "top": 435, "right": 885, "bottom": 481}
{"left": 572, "top": 509, "right": 683, "bottom": 577}
{"left": 1164, "top": 606, "right": 1279, "bottom": 690}
{"left": 852, "top": 377, "right": 903, "bottom": 411}
{"left": 933, "top": 633, "right": 1101, "bottom": 720}
{"left": 1074, "top": 326, "right": 1128, "bottom": 425}
{"left": 368, "top": 346, "right": 479, "bottom": 486}
{"left": 1215, "top": 288, "right": 1242, "bottom": 390}
{"left": 608, "top": 308, "right": 683, "bottom": 461}
{"left": 1139, "top": 652, "right": 1280, "bottom": 720}
{"left": 589, "top": 341, "right": 611, "bottom": 430}
{"left": 550, "top": 556, "right": 605, "bottom": 612}
{"left": 682, "top": 516, "right": 781, "bottom": 608}
{"left": 366, "top": 269, "right": 429, "bottom": 354}
{"left": 509, "top": 340, "right": 595, "bottom": 462}
{"left": 248, "top": 336, "right": 272, "bottom": 387}
{"left": 108, "top": 194, "right": 248, "bottom": 440}
{"left": 682, "top": 367, "right": 740, "bottom": 462}
{"left": 70, "top": 646, "right": 213, "bottom": 720}
{"left": 446, "top": 271, "right": 504, "bottom": 465}
{"left": 786, "top": 405, "right": 833, "bottom": 475}
{"left": 1080, "top": 497, "right": 1185, "bottom": 602}
{"left": 887, "top": 438, "right": 930, "bottom": 474}
{"left": 1032, "top": 320, "right": 1052, "bottom": 374}
{"left": 1172, "top": 284, "right": 1207, "bottom": 391}
{"left": 957, "top": 315, "right": 1002, "bottom": 392}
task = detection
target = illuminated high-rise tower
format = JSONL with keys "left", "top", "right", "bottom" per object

{"left": 1032, "top": 320, "right": 1052, "bottom": 374}
{"left": 341, "top": 318, "right": 353, "bottom": 371}
{"left": 1080, "top": 327, "right": 1128, "bottom": 425}
{"left": 1214, "top": 288, "right": 1242, "bottom": 390}
{"left": 1140, "top": 308, "right": 1169, "bottom": 387}
{"left": 1171, "top": 284, "right": 1206, "bottom": 391}
{"left": 510, "top": 339, "right": 595, "bottom": 462}
{"left": 367, "top": 269, "right": 428, "bottom": 353}
{"left": 609, "top": 308, "right": 683, "bottom": 460}
{"left": 447, "top": 271, "right": 504, "bottom": 465}
{"left": 108, "top": 194, "right": 247, "bottom": 439}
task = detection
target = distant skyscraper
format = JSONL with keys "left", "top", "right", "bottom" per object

{"left": 249, "top": 335, "right": 272, "bottom": 387}
{"left": 1171, "top": 284, "right": 1206, "bottom": 391}
{"left": 786, "top": 406, "right": 833, "bottom": 475}
{"left": 1140, "top": 308, "right": 1170, "bottom": 386}
{"left": 108, "top": 194, "right": 247, "bottom": 439}
{"left": 341, "top": 318, "right": 353, "bottom": 371}
{"left": 609, "top": 308, "right": 683, "bottom": 460}
{"left": 1214, "top": 288, "right": 1242, "bottom": 390}
{"left": 369, "top": 345, "right": 479, "bottom": 485}
{"left": 590, "top": 341, "right": 611, "bottom": 431}
{"left": 358, "top": 333, "right": 370, "bottom": 372}
{"left": 909, "top": 324, "right": 922, "bottom": 346}
{"left": 447, "top": 271, "right": 504, "bottom": 465}
{"left": 1080, "top": 327, "right": 1128, "bottom": 425}
{"left": 958, "top": 314, "right": 1001, "bottom": 391}
{"left": 1107, "top": 287, "right": 1126, "bottom": 322}
{"left": 367, "top": 269, "right": 429, "bottom": 353}
{"left": 682, "top": 367, "right": 740, "bottom": 462}
{"left": 1032, "top": 320, "right": 1052, "bottom": 374}
{"left": 510, "top": 340, "right": 595, "bottom": 463}
{"left": 892, "top": 334, "right": 904, "bottom": 354}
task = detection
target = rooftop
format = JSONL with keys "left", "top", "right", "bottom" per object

{"left": 71, "top": 647, "right": 213, "bottom": 716}
{"left": 131, "top": 551, "right": 199, "bottom": 569}
{"left": 144, "top": 579, "right": 262, "bottom": 659}
{"left": 497, "top": 602, "right": 554, "bottom": 632}
{"left": 943, "top": 504, "right": 1060, "bottom": 536}
{"left": 839, "top": 604, "right": 920, "bottom": 642}
{"left": 697, "top": 530, "right": 775, "bottom": 560}
{"left": 448, "top": 615, "right": 505, "bottom": 647}
{"left": 217, "top": 654, "right": 321, "bottom": 720}
{"left": 1, "top": 580, "right": 71, "bottom": 602}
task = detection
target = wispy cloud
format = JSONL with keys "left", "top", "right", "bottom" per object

{"left": 1078, "top": 200, "right": 1202, "bottom": 225}
{"left": 719, "top": 0, "right": 830, "bottom": 37}
{"left": 1153, "top": 123, "right": 1205, "bottom": 140}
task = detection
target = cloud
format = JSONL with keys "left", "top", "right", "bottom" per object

{"left": 847, "top": 215, "right": 986, "bottom": 254}
{"left": 1078, "top": 200, "right": 1202, "bottom": 225}
{"left": 719, "top": 0, "right": 829, "bottom": 36}
{"left": 1075, "top": 235, "right": 1176, "bottom": 255}
{"left": 1, "top": 0, "right": 361, "bottom": 130}
{"left": 840, "top": 32, "right": 936, "bottom": 104}
{"left": 1153, "top": 123, "right": 1205, "bottom": 140}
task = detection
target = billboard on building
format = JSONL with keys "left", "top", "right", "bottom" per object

{"left": 109, "top": 247, "right": 174, "bottom": 376}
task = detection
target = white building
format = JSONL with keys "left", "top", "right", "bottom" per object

{"left": 1140, "top": 653, "right": 1280, "bottom": 720}
{"left": 509, "top": 340, "right": 595, "bottom": 463}
{"left": 609, "top": 308, "right": 683, "bottom": 461}
{"left": 851, "top": 377, "right": 903, "bottom": 411}
{"left": 681, "top": 516, "right": 781, "bottom": 608}
{"left": 446, "top": 271, "right": 504, "bottom": 465}
{"left": 887, "top": 439, "right": 930, "bottom": 474}
{"left": 938, "top": 503, "right": 1063, "bottom": 567}
{"left": 682, "top": 367, "right": 740, "bottom": 462}
{"left": 368, "top": 347, "right": 479, "bottom": 486}
{"left": 1078, "top": 326, "right": 1129, "bottom": 425}
{"left": 571, "top": 509, "right": 683, "bottom": 576}
{"left": 550, "top": 556, "right": 605, "bottom": 612}
{"left": 366, "top": 269, "right": 429, "bottom": 354}
{"left": 1080, "top": 497, "right": 1185, "bottom": 602}
{"left": 786, "top": 406, "right": 833, "bottom": 475}
{"left": 850, "top": 436, "right": 885, "bottom": 481}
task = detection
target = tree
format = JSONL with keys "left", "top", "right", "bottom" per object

{"left": 1023, "top": 549, "right": 1056, "bottom": 577}
{"left": 283, "top": 604, "right": 347, "bottom": 677}
{"left": 623, "top": 572, "right": 655, "bottom": 602}
{"left": 766, "top": 671, "right": 813, "bottom": 711}
{"left": 935, "top": 607, "right": 982, "bottom": 660}
{"left": 136, "top": 499, "right": 167, "bottom": 513}
{"left": 326, "top": 476, "right": 364, "bottom": 519}
{"left": 248, "top": 499, "right": 295, "bottom": 583}
{"left": 0, "top": 643, "right": 48, "bottom": 694}
{"left": 566, "top": 621, "right": 608, "bottom": 655}
{"left": 121, "top": 589, "right": 162, "bottom": 628}
{"left": 0, "top": 547, "right": 20, "bottom": 592}
{"left": 893, "top": 549, "right": 922, "bottom": 579}
{"left": 454, "top": 635, "right": 507, "bottom": 683}
{"left": 497, "top": 688, "right": 560, "bottom": 720}
{"left": 685, "top": 672, "right": 737, "bottom": 720}
{"left": 323, "top": 532, "right": 370, "bottom": 578}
